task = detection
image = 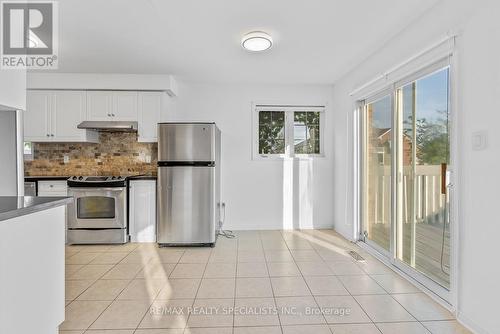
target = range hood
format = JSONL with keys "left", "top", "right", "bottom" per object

{"left": 77, "top": 121, "right": 138, "bottom": 132}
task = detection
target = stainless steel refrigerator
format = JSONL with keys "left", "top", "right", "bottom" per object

{"left": 157, "top": 123, "right": 221, "bottom": 246}
{"left": 0, "top": 109, "right": 24, "bottom": 196}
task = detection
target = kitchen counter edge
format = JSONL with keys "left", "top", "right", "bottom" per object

{"left": 25, "top": 176, "right": 70, "bottom": 181}
{"left": 127, "top": 175, "right": 157, "bottom": 181}
{"left": 0, "top": 196, "right": 73, "bottom": 222}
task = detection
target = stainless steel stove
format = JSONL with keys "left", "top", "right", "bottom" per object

{"left": 66, "top": 175, "right": 128, "bottom": 244}
{"left": 67, "top": 175, "right": 126, "bottom": 186}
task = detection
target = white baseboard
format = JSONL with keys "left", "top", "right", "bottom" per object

{"left": 457, "top": 310, "right": 489, "bottom": 334}
{"left": 223, "top": 223, "right": 334, "bottom": 231}
{"left": 131, "top": 236, "right": 156, "bottom": 243}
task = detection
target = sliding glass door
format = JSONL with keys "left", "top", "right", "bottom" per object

{"left": 361, "top": 63, "right": 451, "bottom": 294}
{"left": 362, "top": 94, "right": 393, "bottom": 253}
{"left": 397, "top": 67, "right": 451, "bottom": 289}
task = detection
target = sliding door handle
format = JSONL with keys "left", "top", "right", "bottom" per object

{"left": 441, "top": 163, "right": 447, "bottom": 195}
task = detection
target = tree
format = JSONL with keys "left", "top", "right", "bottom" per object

{"left": 259, "top": 111, "right": 285, "bottom": 154}
{"left": 403, "top": 109, "right": 449, "bottom": 165}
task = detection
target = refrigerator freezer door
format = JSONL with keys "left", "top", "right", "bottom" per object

{"left": 157, "top": 166, "right": 215, "bottom": 245}
{"left": 158, "top": 123, "right": 215, "bottom": 162}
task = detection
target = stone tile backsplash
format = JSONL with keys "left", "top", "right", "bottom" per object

{"left": 24, "top": 132, "right": 157, "bottom": 176}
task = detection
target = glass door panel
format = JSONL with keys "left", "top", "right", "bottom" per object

{"left": 363, "top": 95, "right": 393, "bottom": 252}
{"left": 397, "top": 67, "right": 451, "bottom": 288}
{"left": 77, "top": 196, "right": 116, "bottom": 219}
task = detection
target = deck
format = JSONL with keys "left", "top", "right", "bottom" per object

{"left": 369, "top": 222, "right": 450, "bottom": 288}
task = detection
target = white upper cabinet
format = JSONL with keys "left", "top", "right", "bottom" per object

{"left": 25, "top": 90, "right": 98, "bottom": 143}
{"left": 52, "top": 91, "right": 89, "bottom": 141}
{"left": 114, "top": 91, "right": 138, "bottom": 121}
{"left": 86, "top": 91, "right": 113, "bottom": 121}
{"left": 25, "top": 89, "right": 161, "bottom": 143}
{"left": 24, "top": 91, "right": 50, "bottom": 141}
{"left": 138, "top": 92, "right": 163, "bottom": 142}
{"left": 86, "top": 91, "right": 138, "bottom": 121}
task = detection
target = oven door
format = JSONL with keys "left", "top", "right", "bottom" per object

{"left": 67, "top": 187, "right": 126, "bottom": 229}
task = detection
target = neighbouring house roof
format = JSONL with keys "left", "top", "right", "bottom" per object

{"left": 375, "top": 128, "right": 391, "bottom": 138}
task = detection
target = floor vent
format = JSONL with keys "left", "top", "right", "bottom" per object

{"left": 347, "top": 250, "right": 365, "bottom": 262}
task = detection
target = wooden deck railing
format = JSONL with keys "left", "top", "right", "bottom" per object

{"left": 370, "top": 165, "right": 448, "bottom": 226}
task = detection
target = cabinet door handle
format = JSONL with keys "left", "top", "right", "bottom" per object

{"left": 46, "top": 134, "right": 50, "bottom": 137}
{"left": 111, "top": 113, "right": 115, "bottom": 117}
{"left": 51, "top": 134, "right": 54, "bottom": 137}
{"left": 107, "top": 113, "right": 111, "bottom": 117}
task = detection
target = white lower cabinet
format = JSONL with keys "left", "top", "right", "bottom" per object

{"left": 37, "top": 180, "right": 68, "bottom": 197}
{"left": 129, "top": 180, "right": 156, "bottom": 242}
{"left": 37, "top": 180, "right": 68, "bottom": 243}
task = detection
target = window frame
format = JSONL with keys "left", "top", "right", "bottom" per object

{"left": 252, "top": 104, "right": 326, "bottom": 160}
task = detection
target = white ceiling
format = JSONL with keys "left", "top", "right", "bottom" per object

{"left": 53, "top": 0, "right": 440, "bottom": 84}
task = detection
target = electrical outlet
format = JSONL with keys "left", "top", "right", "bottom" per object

{"left": 145, "top": 155, "right": 151, "bottom": 163}
{"left": 63, "top": 155, "right": 70, "bottom": 164}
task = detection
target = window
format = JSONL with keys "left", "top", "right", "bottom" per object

{"left": 254, "top": 105, "right": 324, "bottom": 158}
{"left": 294, "top": 111, "right": 320, "bottom": 154}
{"left": 258, "top": 111, "right": 286, "bottom": 154}
{"left": 24, "top": 142, "right": 33, "bottom": 161}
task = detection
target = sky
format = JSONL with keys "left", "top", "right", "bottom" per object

{"left": 372, "top": 67, "right": 449, "bottom": 129}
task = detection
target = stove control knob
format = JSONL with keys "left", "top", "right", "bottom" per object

{"left": 117, "top": 176, "right": 122, "bottom": 179}
{"left": 111, "top": 176, "right": 116, "bottom": 180}
{"left": 78, "top": 176, "right": 83, "bottom": 180}
{"left": 72, "top": 176, "right": 77, "bottom": 180}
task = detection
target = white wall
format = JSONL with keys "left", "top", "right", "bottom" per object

{"left": 0, "top": 69, "right": 26, "bottom": 110}
{"left": 330, "top": 1, "right": 499, "bottom": 333}
{"left": 455, "top": 6, "right": 500, "bottom": 333}
{"left": 164, "top": 82, "right": 334, "bottom": 231}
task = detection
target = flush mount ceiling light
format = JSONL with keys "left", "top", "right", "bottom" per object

{"left": 241, "top": 31, "right": 273, "bottom": 52}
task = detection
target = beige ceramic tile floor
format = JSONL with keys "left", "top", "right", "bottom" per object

{"left": 60, "top": 230, "right": 470, "bottom": 334}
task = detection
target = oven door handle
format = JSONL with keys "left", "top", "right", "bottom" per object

{"left": 69, "top": 187, "right": 126, "bottom": 192}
